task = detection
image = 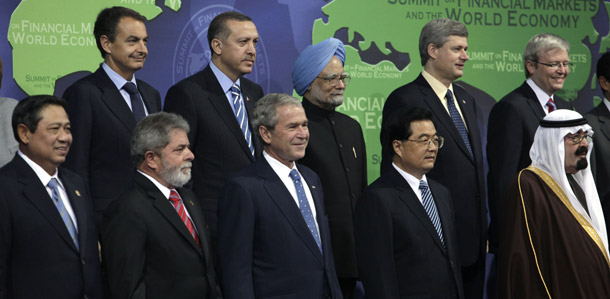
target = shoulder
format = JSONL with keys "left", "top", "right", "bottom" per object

{"left": 0, "top": 97, "right": 18, "bottom": 110}
{"left": 428, "top": 178, "right": 450, "bottom": 197}
{"left": 169, "top": 69, "right": 209, "bottom": 92}
{"left": 135, "top": 79, "right": 159, "bottom": 93}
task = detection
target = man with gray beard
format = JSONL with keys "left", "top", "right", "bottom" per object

{"left": 102, "top": 112, "right": 221, "bottom": 299}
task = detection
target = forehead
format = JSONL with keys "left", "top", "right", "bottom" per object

{"left": 441, "top": 35, "right": 467, "bottom": 47}
{"left": 276, "top": 104, "right": 306, "bottom": 123}
{"left": 116, "top": 17, "right": 147, "bottom": 35}
{"left": 320, "top": 56, "right": 345, "bottom": 76}
{"left": 225, "top": 20, "right": 258, "bottom": 37}
{"left": 409, "top": 119, "right": 436, "bottom": 135}
{"left": 168, "top": 129, "right": 189, "bottom": 143}
{"left": 38, "top": 104, "right": 68, "bottom": 122}
{"left": 538, "top": 48, "right": 569, "bottom": 61}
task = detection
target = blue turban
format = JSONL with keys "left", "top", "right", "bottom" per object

{"left": 292, "top": 38, "right": 346, "bottom": 96}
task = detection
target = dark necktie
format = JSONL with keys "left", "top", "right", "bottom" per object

{"left": 419, "top": 180, "right": 445, "bottom": 248}
{"left": 230, "top": 84, "right": 255, "bottom": 157}
{"left": 122, "top": 82, "right": 146, "bottom": 123}
{"left": 169, "top": 190, "right": 200, "bottom": 246}
{"left": 446, "top": 89, "right": 473, "bottom": 158}
{"left": 48, "top": 178, "right": 79, "bottom": 249}
{"left": 289, "top": 169, "right": 322, "bottom": 253}
{"left": 546, "top": 97, "right": 557, "bottom": 114}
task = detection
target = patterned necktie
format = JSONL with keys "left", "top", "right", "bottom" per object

{"left": 546, "top": 97, "right": 556, "bottom": 114}
{"left": 48, "top": 178, "right": 79, "bottom": 249}
{"left": 289, "top": 169, "right": 322, "bottom": 253}
{"left": 122, "top": 82, "right": 146, "bottom": 123}
{"left": 446, "top": 89, "right": 473, "bottom": 158}
{"left": 169, "top": 190, "right": 200, "bottom": 246}
{"left": 230, "top": 84, "right": 255, "bottom": 157}
{"left": 419, "top": 180, "right": 445, "bottom": 248}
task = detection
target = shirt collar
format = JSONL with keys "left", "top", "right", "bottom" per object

{"left": 392, "top": 162, "right": 428, "bottom": 194}
{"left": 604, "top": 97, "right": 610, "bottom": 112}
{"left": 263, "top": 151, "right": 297, "bottom": 179}
{"left": 526, "top": 78, "right": 554, "bottom": 110}
{"left": 18, "top": 150, "right": 61, "bottom": 188}
{"left": 302, "top": 97, "right": 334, "bottom": 118}
{"left": 137, "top": 170, "right": 172, "bottom": 199}
{"left": 102, "top": 62, "right": 137, "bottom": 91}
{"left": 210, "top": 61, "right": 241, "bottom": 92}
{"left": 422, "top": 70, "right": 454, "bottom": 101}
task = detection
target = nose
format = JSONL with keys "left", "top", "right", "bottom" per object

{"left": 557, "top": 63, "right": 568, "bottom": 73}
{"left": 247, "top": 41, "right": 256, "bottom": 56}
{"left": 335, "top": 78, "right": 346, "bottom": 89}
{"left": 461, "top": 50, "right": 469, "bottom": 61}
{"left": 58, "top": 127, "right": 72, "bottom": 142}
{"left": 137, "top": 40, "right": 148, "bottom": 55}
{"left": 185, "top": 147, "right": 194, "bottom": 161}
{"left": 296, "top": 126, "right": 308, "bottom": 138}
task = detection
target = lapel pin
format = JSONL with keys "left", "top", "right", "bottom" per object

{"left": 462, "top": 100, "right": 466, "bottom": 104}
{"left": 189, "top": 200, "right": 195, "bottom": 206}
{"left": 246, "top": 96, "right": 251, "bottom": 102}
{"left": 311, "top": 185, "right": 316, "bottom": 189}
{"left": 75, "top": 190, "right": 81, "bottom": 196}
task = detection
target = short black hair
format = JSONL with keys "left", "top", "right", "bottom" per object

{"left": 12, "top": 95, "right": 67, "bottom": 144}
{"left": 380, "top": 107, "right": 434, "bottom": 159}
{"left": 598, "top": 52, "right": 610, "bottom": 93}
{"left": 94, "top": 6, "right": 147, "bottom": 58}
{"left": 207, "top": 11, "right": 253, "bottom": 55}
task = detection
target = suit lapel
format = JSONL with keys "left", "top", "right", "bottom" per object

{"left": 202, "top": 67, "right": 255, "bottom": 161}
{"left": 60, "top": 170, "right": 88, "bottom": 255}
{"left": 15, "top": 157, "right": 79, "bottom": 252}
{"left": 179, "top": 187, "right": 210, "bottom": 262}
{"left": 520, "top": 82, "right": 547, "bottom": 120}
{"left": 136, "top": 80, "right": 159, "bottom": 114}
{"left": 596, "top": 105, "right": 610, "bottom": 142}
{"left": 94, "top": 68, "right": 137, "bottom": 133}
{"left": 389, "top": 168, "right": 448, "bottom": 253}
{"left": 258, "top": 159, "right": 324, "bottom": 264}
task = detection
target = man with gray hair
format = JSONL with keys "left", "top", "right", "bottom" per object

{"left": 382, "top": 18, "right": 487, "bottom": 298}
{"left": 497, "top": 109, "right": 610, "bottom": 298}
{"left": 487, "top": 33, "right": 573, "bottom": 253}
{"left": 218, "top": 93, "right": 343, "bottom": 298}
{"left": 102, "top": 112, "right": 221, "bottom": 299}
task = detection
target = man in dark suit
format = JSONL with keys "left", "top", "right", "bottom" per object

{"left": 487, "top": 33, "right": 573, "bottom": 251}
{"left": 63, "top": 6, "right": 161, "bottom": 223}
{"left": 218, "top": 93, "right": 342, "bottom": 299}
{"left": 164, "top": 12, "right": 264, "bottom": 242}
{"left": 0, "top": 95, "right": 102, "bottom": 298}
{"left": 586, "top": 51, "right": 610, "bottom": 234}
{"left": 102, "top": 112, "right": 220, "bottom": 298}
{"left": 382, "top": 18, "right": 486, "bottom": 298}
{"left": 355, "top": 107, "right": 463, "bottom": 298}
{"left": 292, "top": 38, "right": 366, "bottom": 298}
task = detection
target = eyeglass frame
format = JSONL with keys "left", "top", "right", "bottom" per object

{"left": 316, "top": 73, "right": 351, "bottom": 87}
{"left": 531, "top": 60, "right": 574, "bottom": 70}
{"left": 404, "top": 135, "right": 444, "bottom": 149}
{"left": 565, "top": 131, "right": 592, "bottom": 145}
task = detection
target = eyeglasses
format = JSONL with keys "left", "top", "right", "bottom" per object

{"left": 565, "top": 132, "right": 591, "bottom": 145}
{"left": 316, "top": 74, "right": 351, "bottom": 87}
{"left": 531, "top": 60, "right": 574, "bottom": 70}
{"left": 405, "top": 136, "right": 444, "bottom": 148}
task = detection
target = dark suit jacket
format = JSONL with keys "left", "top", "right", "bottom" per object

{"left": 354, "top": 167, "right": 463, "bottom": 298}
{"left": 487, "top": 82, "right": 571, "bottom": 249}
{"left": 382, "top": 73, "right": 487, "bottom": 267}
{"left": 62, "top": 66, "right": 161, "bottom": 223}
{"left": 0, "top": 155, "right": 102, "bottom": 298}
{"left": 586, "top": 102, "right": 610, "bottom": 233}
{"left": 217, "top": 157, "right": 343, "bottom": 299}
{"left": 101, "top": 172, "right": 220, "bottom": 299}
{"left": 164, "top": 65, "right": 264, "bottom": 238}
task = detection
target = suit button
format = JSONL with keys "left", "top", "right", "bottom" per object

{"left": 83, "top": 295, "right": 89, "bottom": 299}
{"left": 345, "top": 167, "right": 350, "bottom": 172}
{"left": 339, "top": 143, "right": 343, "bottom": 149}
{"left": 81, "top": 259, "right": 85, "bottom": 265}
{"left": 331, "top": 120, "right": 336, "bottom": 125}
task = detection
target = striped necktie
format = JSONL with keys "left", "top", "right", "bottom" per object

{"left": 419, "top": 180, "right": 445, "bottom": 248}
{"left": 230, "top": 84, "right": 255, "bottom": 157}
{"left": 169, "top": 190, "right": 200, "bottom": 246}
{"left": 48, "top": 178, "right": 79, "bottom": 249}
{"left": 289, "top": 169, "right": 322, "bottom": 253}
{"left": 546, "top": 98, "right": 556, "bottom": 113}
{"left": 446, "top": 89, "right": 473, "bottom": 159}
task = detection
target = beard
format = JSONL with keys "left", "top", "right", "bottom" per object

{"left": 310, "top": 83, "right": 344, "bottom": 109}
{"left": 575, "top": 146, "right": 589, "bottom": 170}
{"left": 159, "top": 159, "right": 192, "bottom": 188}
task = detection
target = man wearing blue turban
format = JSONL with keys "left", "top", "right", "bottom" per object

{"left": 292, "top": 38, "right": 367, "bottom": 299}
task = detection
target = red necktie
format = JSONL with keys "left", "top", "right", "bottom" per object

{"left": 169, "top": 190, "right": 200, "bottom": 246}
{"left": 546, "top": 98, "right": 556, "bottom": 113}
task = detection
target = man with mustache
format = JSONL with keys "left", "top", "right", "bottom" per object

{"left": 487, "top": 33, "right": 573, "bottom": 254}
{"left": 355, "top": 107, "right": 463, "bottom": 298}
{"left": 497, "top": 109, "right": 610, "bottom": 298}
{"left": 292, "top": 37, "right": 366, "bottom": 298}
{"left": 164, "top": 12, "right": 264, "bottom": 248}
{"left": 102, "top": 112, "right": 221, "bottom": 299}
{"left": 62, "top": 6, "right": 162, "bottom": 224}
{"left": 382, "top": 18, "right": 487, "bottom": 298}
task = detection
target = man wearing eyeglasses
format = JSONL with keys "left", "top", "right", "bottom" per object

{"left": 497, "top": 109, "right": 610, "bottom": 298}
{"left": 382, "top": 18, "right": 486, "bottom": 298}
{"left": 355, "top": 106, "right": 463, "bottom": 298}
{"left": 292, "top": 37, "right": 367, "bottom": 299}
{"left": 487, "top": 33, "right": 573, "bottom": 254}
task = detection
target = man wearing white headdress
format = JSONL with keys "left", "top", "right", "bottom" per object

{"left": 497, "top": 109, "right": 610, "bottom": 298}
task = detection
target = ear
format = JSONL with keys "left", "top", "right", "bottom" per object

{"left": 525, "top": 60, "right": 537, "bottom": 77}
{"left": 17, "top": 124, "right": 30, "bottom": 144}
{"left": 427, "top": 43, "right": 438, "bottom": 60}
{"left": 100, "top": 35, "right": 112, "bottom": 56}
{"left": 211, "top": 38, "right": 223, "bottom": 56}
{"left": 599, "top": 75, "right": 610, "bottom": 93}
{"left": 144, "top": 151, "right": 159, "bottom": 170}
{"left": 392, "top": 140, "right": 403, "bottom": 158}
{"left": 259, "top": 125, "right": 272, "bottom": 145}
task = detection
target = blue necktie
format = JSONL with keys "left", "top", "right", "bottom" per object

{"left": 48, "top": 178, "right": 79, "bottom": 250}
{"left": 123, "top": 82, "right": 146, "bottom": 123}
{"left": 230, "top": 84, "right": 255, "bottom": 157}
{"left": 419, "top": 180, "right": 445, "bottom": 248}
{"left": 289, "top": 169, "right": 322, "bottom": 253}
{"left": 446, "top": 89, "right": 473, "bottom": 159}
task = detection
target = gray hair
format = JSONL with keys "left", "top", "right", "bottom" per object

{"left": 419, "top": 18, "right": 468, "bottom": 66}
{"left": 523, "top": 33, "right": 570, "bottom": 78}
{"left": 251, "top": 93, "right": 302, "bottom": 142}
{"left": 131, "top": 112, "right": 190, "bottom": 166}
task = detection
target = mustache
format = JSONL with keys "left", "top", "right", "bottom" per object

{"left": 575, "top": 146, "right": 588, "bottom": 155}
